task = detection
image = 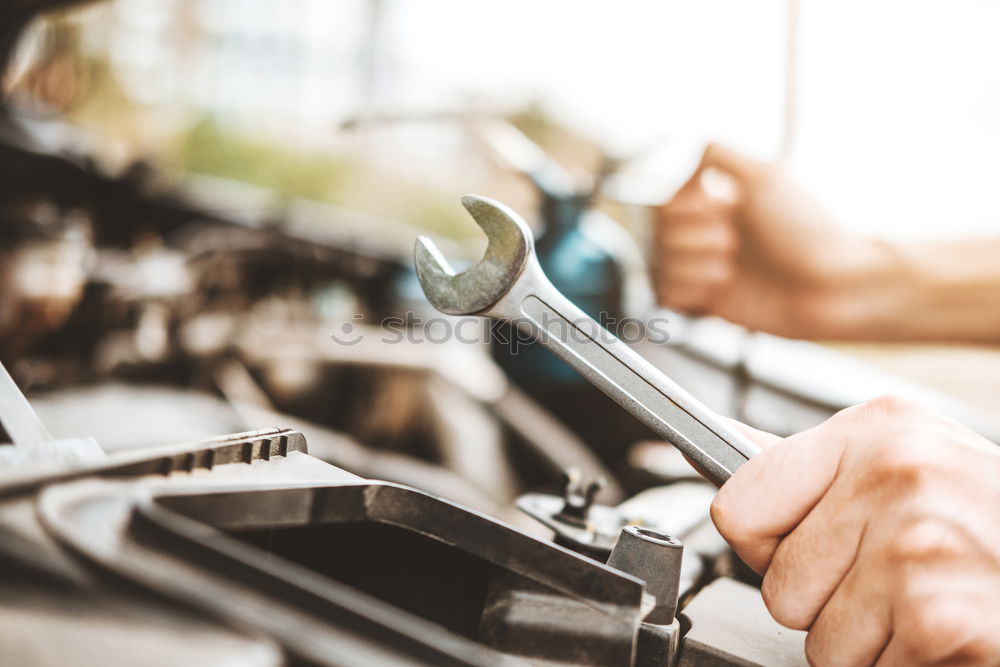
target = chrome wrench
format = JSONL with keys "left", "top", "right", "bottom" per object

{"left": 414, "top": 195, "right": 760, "bottom": 485}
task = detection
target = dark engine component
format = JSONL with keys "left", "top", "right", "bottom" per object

{"left": 0, "top": 427, "right": 807, "bottom": 666}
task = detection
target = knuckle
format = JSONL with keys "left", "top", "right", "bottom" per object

{"left": 906, "top": 608, "right": 941, "bottom": 646}
{"left": 710, "top": 491, "right": 755, "bottom": 548}
{"left": 863, "top": 434, "right": 941, "bottom": 490}
{"left": 862, "top": 394, "right": 921, "bottom": 420}
{"left": 895, "top": 598, "right": 947, "bottom": 659}
{"left": 760, "top": 572, "right": 812, "bottom": 630}
{"left": 894, "top": 596, "right": 994, "bottom": 662}
{"left": 709, "top": 494, "right": 740, "bottom": 540}
{"left": 884, "top": 518, "right": 967, "bottom": 567}
{"left": 804, "top": 629, "right": 834, "bottom": 667}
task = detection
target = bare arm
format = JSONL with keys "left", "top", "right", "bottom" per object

{"left": 865, "top": 238, "right": 1000, "bottom": 341}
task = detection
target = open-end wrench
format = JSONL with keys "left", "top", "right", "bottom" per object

{"left": 414, "top": 195, "right": 760, "bottom": 486}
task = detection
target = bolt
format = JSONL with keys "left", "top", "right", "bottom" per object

{"left": 556, "top": 467, "right": 606, "bottom": 526}
{"left": 607, "top": 526, "right": 683, "bottom": 625}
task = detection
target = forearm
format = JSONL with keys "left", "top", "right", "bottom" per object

{"left": 828, "top": 237, "right": 1000, "bottom": 342}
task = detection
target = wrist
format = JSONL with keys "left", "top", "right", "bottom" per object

{"left": 806, "top": 239, "right": 910, "bottom": 340}
{"left": 893, "top": 240, "right": 1000, "bottom": 341}
{"left": 818, "top": 238, "right": 1000, "bottom": 342}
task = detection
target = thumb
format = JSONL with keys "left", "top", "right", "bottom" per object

{"left": 722, "top": 416, "right": 784, "bottom": 450}
{"left": 699, "top": 143, "right": 766, "bottom": 184}
{"left": 669, "top": 143, "right": 760, "bottom": 204}
{"left": 712, "top": 418, "right": 846, "bottom": 572}
{"left": 670, "top": 152, "right": 710, "bottom": 200}
{"left": 680, "top": 418, "right": 782, "bottom": 485}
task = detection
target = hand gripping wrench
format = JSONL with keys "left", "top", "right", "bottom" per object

{"left": 414, "top": 195, "right": 760, "bottom": 486}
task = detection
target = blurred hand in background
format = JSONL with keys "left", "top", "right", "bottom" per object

{"left": 654, "top": 144, "right": 1000, "bottom": 343}
{"left": 653, "top": 144, "right": 894, "bottom": 339}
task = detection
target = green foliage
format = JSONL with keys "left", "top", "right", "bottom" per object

{"left": 178, "top": 116, "right": 351, "bottom": 202}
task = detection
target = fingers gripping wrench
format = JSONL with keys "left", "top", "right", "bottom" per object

{"left": 415, "top": 195, "right": 760, "bottom": 486}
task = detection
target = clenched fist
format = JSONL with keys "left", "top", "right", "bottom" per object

{"left": 713, "top": 396, "right": 1000, "bottom": 665}
{"left": 653, "top": 144, "right": 894, "bottom": 339}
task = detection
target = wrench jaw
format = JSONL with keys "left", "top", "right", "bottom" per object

{"left": 414, "top": 194, "right": 534, "bottom": 316}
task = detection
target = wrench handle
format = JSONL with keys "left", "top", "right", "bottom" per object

{"left": 504, "top": 270, "right": 760, "bottom": 486}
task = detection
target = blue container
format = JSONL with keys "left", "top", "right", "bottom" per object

{"left": 493, "top": 191, "right": 624, "bottom": 388}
